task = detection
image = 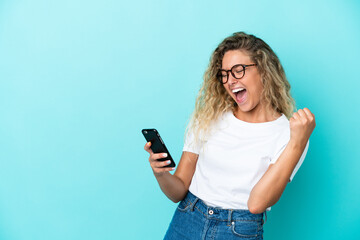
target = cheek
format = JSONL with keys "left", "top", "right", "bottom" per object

{"left": 249, "top": 82, "right": 264, "bottom": 100}
{"left": 224, "top": 85, "right": 232, "bottom": 96}
{"left": 255, "top": 77, "right": 264, "bottom": 90}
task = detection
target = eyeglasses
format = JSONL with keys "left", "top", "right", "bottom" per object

{"left": 217, "top": 63, "right": 257, "bottom": 84}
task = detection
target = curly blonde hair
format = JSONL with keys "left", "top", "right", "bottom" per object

{"left": 187, "top": 32, "right": 296, "bottom": 143}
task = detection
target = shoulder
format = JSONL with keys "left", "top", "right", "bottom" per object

{"left": 272, "top": 114, "right": 291, "bottom": 146}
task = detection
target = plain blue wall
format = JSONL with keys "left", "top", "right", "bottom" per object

{"left": 0, "top": 0, "right": 359, "bottom": 239}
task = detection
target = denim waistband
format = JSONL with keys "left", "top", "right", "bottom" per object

{"left": 183, "top": 191, "right": 267, "bottom": 224}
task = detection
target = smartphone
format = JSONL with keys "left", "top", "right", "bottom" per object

{"left": 142, "top": 128, "right": 176, "bottom": 168}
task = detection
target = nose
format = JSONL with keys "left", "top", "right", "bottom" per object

{"left": 227, "top": 72, "right": 238, "bottom": 85}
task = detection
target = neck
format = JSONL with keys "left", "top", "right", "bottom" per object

{"left": 233, "top": 105, "right": 281, "bottom": 123}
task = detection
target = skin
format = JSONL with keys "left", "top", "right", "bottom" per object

{"left": 144, "top": 49, "right": 316, "bottom": 213}
{"left": 222, "top": 50, "right": 281, "bottom": 122}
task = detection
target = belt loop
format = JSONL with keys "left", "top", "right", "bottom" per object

{"left": 227, "top": 209, "right": 233, "bottom": 225}
{"left": 190, "top": 197, "right": 199, "bottom": 211}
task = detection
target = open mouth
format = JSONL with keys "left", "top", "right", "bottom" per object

{"left": 232, "top": 88, "right": 247, "bottom": 103}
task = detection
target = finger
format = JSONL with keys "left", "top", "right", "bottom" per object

{"left": 152, "top": 160, "right": 172, "bottom": 168}
{"left": 292, "top": 112, "right": 300, "bottom": 120}
{"left": 153, "top": 167, "right": 176, "bottom": 174}
{"left": 297, "top": 109, "right": 307, "bottom": 120}
{"left": 162, "top": 167, "right": 176, "bottom": 172}
{"left": 144, "top": 142, "right": 154, "bottom": 154}
{"left": 303, "top": 108, "right": 314, "bottom": 119}
{"left": 150, "top": 152, "right": 168, "bottom": 161}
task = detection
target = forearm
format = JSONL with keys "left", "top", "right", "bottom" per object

{"left": 247, "top": 140, "right": 307, "bottom": 214}
{"left": 155, "top": 172, "right": 188, "bottom": 203}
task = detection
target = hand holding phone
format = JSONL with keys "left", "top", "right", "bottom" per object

{"left": 142, "top": 128, "right": 176, "bottom": 175}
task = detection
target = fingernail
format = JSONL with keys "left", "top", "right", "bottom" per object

{"left": 166, "top": 160, "right": 171, "bottom": 164}
{"left": 163, "top": 153, "right": 168, "bottom": 157}
{"left": 171, "top": 168, "right": 175, "bottom": 171}
{"left": 148, "top": 142, "right": 151, "bottom": 146}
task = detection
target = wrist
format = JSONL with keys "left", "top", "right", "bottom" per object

{"left": 153, "top": 170, "right": 170, "bottom": 178}
{"left": 288, "top": 139, "right": 307, "bottom": 151}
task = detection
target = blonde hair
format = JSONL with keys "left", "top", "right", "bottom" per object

{"left": 186, "top": 32, "right": 296, "bottom": 143}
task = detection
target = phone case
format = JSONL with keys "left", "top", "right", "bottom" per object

{"left": 142, "top": 128, "right": 176, "bottom": 168}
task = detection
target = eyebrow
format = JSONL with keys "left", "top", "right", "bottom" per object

{"left": 219, "top": 64, "right": 245, "bottom": 71}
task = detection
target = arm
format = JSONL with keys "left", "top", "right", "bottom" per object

{"left": 144, "top": 141, "right": 198, "bottom": 203}
{"left": 247, "top": 140, "right": 307, "bottom": 214}
{"left": 247, "top": 108, "right": 316, "bottom": 214}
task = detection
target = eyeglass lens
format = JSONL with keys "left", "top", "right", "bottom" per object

{"left": 218, "top": 65, "right": 245, "bottom": 84}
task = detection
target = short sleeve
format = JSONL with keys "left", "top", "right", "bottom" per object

{"left": 182, "top": 127, "right": 201, "bottom": 154}
{"left": 270, "top": 140, "right": 309, "bottom": 182}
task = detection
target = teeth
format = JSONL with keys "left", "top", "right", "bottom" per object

{"left": 232, "top": 88, "right": 245, "bottom": 93}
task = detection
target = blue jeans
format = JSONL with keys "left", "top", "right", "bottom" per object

{"left": 164, "top": 191, "right": 267, "bottom": 240}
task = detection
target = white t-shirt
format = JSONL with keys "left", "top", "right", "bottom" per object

{"left": 183, "top": 110, "right": 309, "bottom": 211}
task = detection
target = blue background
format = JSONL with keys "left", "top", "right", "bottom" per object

{"left": 0, "top": 0, "right": 359, "bottom": 239}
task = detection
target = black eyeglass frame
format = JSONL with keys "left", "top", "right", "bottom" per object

{"left": 217, "top": 63, "right": 257, "bottom": 84}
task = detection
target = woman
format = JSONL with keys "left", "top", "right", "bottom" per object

{"left": 144, "top": 32, "right": 316, "bottom": 239}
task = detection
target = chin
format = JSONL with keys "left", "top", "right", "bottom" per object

{"left": 236, "top": 103, "right": 253, "bottom": 112}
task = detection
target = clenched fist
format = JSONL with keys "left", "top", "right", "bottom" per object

{"left": 289, "top": 108, "right": 316, "bottom": 147}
